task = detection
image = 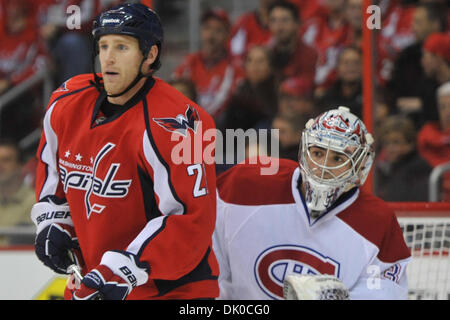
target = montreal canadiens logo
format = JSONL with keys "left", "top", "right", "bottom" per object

{"left": 254, "top": 245, "right": 341, "bottom": 299}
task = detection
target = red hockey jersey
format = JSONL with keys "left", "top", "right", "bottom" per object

{"left": 35, "top": 74, "right": 219, "bottom": 299}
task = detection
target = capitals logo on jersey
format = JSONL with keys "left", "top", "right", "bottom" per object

{"left": 58, "top": 142, "right": 132, "bottom": 219}
{"left": 254, "top": 245, "right": 341, "bottom": 299}
{"left": 153, "top": 105, "right": 200, "bottom": 137}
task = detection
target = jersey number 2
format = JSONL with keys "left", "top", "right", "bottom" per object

{"left": 187, "top": 164, "right": 207, "bottom": 197}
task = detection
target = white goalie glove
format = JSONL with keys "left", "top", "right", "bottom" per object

{"left": 283, "top": 274, "right": 350, "bottom": 300}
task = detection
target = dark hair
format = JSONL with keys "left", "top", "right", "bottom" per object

{"left": 268, "top": 0, "right": 300, "bottom": 22}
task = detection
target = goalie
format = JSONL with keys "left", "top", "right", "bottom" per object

{"left": 212, "top": 106, "right": 411, "bottom": 300}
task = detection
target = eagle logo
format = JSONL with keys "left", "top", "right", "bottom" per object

{"left": 153, "top": 105, "right": 200, "bottom": 137}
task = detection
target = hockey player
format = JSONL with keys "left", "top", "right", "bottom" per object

{"left": 213, "top": 106, "right": 411, "bottom": 299}
{"left": 31, "top": 3, "right": 219, "bottom": 300}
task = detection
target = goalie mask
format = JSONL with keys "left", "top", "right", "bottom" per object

{"left": 298, "top": 106, "right": 374, "bottom": 214}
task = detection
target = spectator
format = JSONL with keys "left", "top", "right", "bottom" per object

{"left": 289, "top": 0, "right": 326, "bottom": 22}
{"left": 376, "top": 0, "right": 416, "bottom": 85}
{"left": 422, "top": 32, "right": 450, "bottom": 86}
{"left": 0, "top": 139, "right": 35, "bottom": 246}
{"left": 220, "top": 45, "right": 278, "bottom": 132}
{"left": 271, "top": 112, "right": 309, "bottom": 161}
{"left": 387, "top": 2, "right": 447, "bottom": 129}
{"left": 172, "top": 8, "right": 244, "bottom": 122}
{"left": 300, "top": 0, "right": 351, "bottom": 94}
{"left": 374, "top": 115, "right": 432, "bottom": 202}
{"left": 0, "top": 0, "right": 48, "bottom": 141}
{"left": 267, "top": 1, "right": 318, "bottom": 87}
{"left": 316, "top": 46, "right": 363, "bottom": 118}
{"left": 344, "top": 0, "right": 363, "bottom": 48}
{"left": 417, "top": 81, "right": 450, "bottom": 201}
{"left": 277, "top": 77, "right": 316, "bottom": 117}
{"left": 229, "top": 0, "right": 275, "bottom": 65}
{"left": 38, "top": 0, "right": 102, "bottom": 85}
{"left": 414, "top": 32, "right": 450, "bottom": 129}
{"left": 167, "top": 78, "right": 198, "bottom": 103}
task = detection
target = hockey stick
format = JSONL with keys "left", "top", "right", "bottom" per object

{"left": 67, "top": 250, "right": 104, "bottom": 300}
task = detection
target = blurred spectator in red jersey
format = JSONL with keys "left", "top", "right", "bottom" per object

{"left": 300, "top": 0, "right": 352, "bottom": 97}
{"left": 220, "top": 45, "right": 278, "bottom": 132}
{"left": 229, "top": 0, "right": 276, "bottom": 66}
{"left": 387, "top": 2, "right": 447, "bottom": 130}
{"left": 0, "top": 0, "right": 47, "bottom": 94}
{"left": 374, "top": 115, "right": 432, "bottom": 202}
{"left": 277, "top": 77, "right": 317, "bottom": 117}
{"left": 37, "top": 0, "right": 102, "bottom": 85}
{"left": 0, "top": 0, "right": 48, "bottom": 141}
{"left": 267, "top": 0, "right": 318, "bottom": 94}
{"left": 172, "top": 8, "right": 244, "bottom": 122}
{"left": 417, "top": 81, "right": 450, "bottom": 201}
{"left": 316, "top": 46, "right": 363, "bottom": 118}
{"left": 376, "top": 0, "right": 416, "bottom": 86}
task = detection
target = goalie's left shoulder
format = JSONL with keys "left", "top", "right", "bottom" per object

{"left": 337, "top": 191, "right": 411, "bottom": 263}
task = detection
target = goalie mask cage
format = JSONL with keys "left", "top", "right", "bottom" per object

{"left": 392, "top": 202, "right": 450, "bottom": 300}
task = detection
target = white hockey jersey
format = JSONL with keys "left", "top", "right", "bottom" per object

{"left": 213, "top": 159, "right": 411, "bottom": 300}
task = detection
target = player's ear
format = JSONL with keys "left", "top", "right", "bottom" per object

{"left": 142, "top": 45, "right": 158, "bottom": 75}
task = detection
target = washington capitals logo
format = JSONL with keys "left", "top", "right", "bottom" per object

{"left": 153, "top": 105, "right": 200, "bottom": 137}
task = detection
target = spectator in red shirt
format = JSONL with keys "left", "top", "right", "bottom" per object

{"left": 267, "top": 1, "right": 318, "bottom": 89}
{"left": 376, "top": 0, "right": 416, "bottom": 85}
{"left": 229, "top": 0, "right": 275, "bottom": 66}
{"left": 0, "top": 0, "right": 48, "bottom": 141}
{"left": 300, "top": 0, "right": 351, "bottom": 95}
{"left": 417, "top": 81, "right": 450, "bottom": 201}
{"left": 172, "top": 8, "right": 244, "bottom": 121}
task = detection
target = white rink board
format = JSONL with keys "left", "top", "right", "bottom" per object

{"left": 0, "top": 249, "right": 56, "bottom": 300}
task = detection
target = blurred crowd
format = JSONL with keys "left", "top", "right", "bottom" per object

{"left": 0, "top": 0, "right": 449, "bottom": 245}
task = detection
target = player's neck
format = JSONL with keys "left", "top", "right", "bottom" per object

{"left": 106, "top": 77, "right": 148, "bottom": 105}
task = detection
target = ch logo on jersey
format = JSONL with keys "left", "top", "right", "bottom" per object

{"left": 254, "top": 245, "right": 341, "bottom": 300}
{"left": 59, "top": 143, "right": 132, "bottom": 219}
{"left": 152, "top": 105, "right": 200, "bottom": 137}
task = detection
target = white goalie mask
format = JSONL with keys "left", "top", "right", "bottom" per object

{"left": 298, "top": 106, "right": 375, "bottom": 214}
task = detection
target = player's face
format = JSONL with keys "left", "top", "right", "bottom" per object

{"left": 306, "top": 146, "right": 352, "bottom": 180}
{"left": 98, "top": 34, "right": 144, "bottom": 96}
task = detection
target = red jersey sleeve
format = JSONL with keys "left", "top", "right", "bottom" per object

{"left": 125, "top": 80, "right": 219, "bottom": 285}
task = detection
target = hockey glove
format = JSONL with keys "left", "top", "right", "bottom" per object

{"left": 283, "top": 274, "right": 350, "bottom": 300}
{"left": 73, "top": 251, "right": 149, "bottom": 300}
{"left": 31, "top": 200, "right": 82, "bottom": 274}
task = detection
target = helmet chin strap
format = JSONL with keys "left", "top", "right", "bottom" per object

{"left": 106, "top": 58, "right": 150, "bottom": 98}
